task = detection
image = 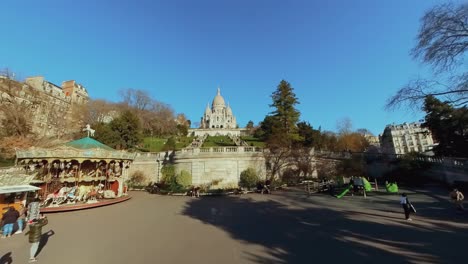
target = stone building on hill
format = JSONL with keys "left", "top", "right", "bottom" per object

{"left": 0, "top": 75, "right": 89, "bottom": 138}
{"left": 200, "top": 88, "right": 237, "bottom": 129}
{"left": 190, "top": 88, "right": 246, "bottom": 137}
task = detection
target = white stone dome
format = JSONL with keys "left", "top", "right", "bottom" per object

{"left": 212, "top": 88, "right": 226, "bottom": 108}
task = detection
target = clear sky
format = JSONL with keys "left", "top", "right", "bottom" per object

{"left": 1, "top": 0, "right": 461, "bottom": 135}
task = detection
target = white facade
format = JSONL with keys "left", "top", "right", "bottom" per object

{"left": 200, "top": 88, "right": 237, "bottom": 129}
{"left": 380, "top": 122, "right": 435, "bottom": 155}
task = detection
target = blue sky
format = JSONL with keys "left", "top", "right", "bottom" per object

{"left": 1, "top": 0, "right": 460, "bottom": 135}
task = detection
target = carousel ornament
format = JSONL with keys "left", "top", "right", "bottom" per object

{"left": 83, "top": 124, "right": 95, "bottom": 137}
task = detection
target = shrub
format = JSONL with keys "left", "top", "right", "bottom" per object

{"left": 161, "top": 164, "right": 176, "bottom": 183}
{"left": 239, "top": 168, "right": 259, "bottom": 188}
{"left": 127, "top": 170, "right": 146, "bottom": 189}
{"left": 176, "top": 170, "right": 192, "bottom": 187}
{"left": 281, "top": 168, "right": 300, "bottom": 185}
{"left": 160, "top": 164, "right": 183, "bottom": 192}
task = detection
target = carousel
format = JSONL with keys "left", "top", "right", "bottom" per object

{"left": 15, "top": 131, "right": 136, "bottom": 212}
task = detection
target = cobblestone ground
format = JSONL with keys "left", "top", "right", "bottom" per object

{"left": 1, "top": 187, "right": 467, "bottom": 264}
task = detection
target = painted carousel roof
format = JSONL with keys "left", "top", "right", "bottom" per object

{"left": 64, "top": 137, "right": 115, "bottom": 151}
{"left": 15, "top": 137, "right": 136, "bottom": 162}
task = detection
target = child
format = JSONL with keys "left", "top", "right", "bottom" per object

{"left": 450, "top": 188, "right": 465, "bottom": 211}
{"left": 400, "top": 193, "right": 414, "bottom": 221}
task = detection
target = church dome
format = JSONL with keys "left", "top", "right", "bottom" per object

{"left": 212, "top": 88, "right": 226, "bottom": 108}
{"left": 226, "top": 104, "right": 233, "bottom": 115}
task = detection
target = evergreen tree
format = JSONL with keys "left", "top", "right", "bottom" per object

{"left": 262, "top": 80, "right": 302, "bottom": 182}
{"left": 163, "top": 136, "right": 177, "bottom": 151}
{"left": 297, "top": 121, "right": 321, "bottom": 148}
{"left": 267, "top": 80, "right": 301, "bottom": 144}
{"left": 109, "top": 110, "right": 143, "bottom": 150}
{"left": 423, "top": 96, "right": 468, "bottom": 157}
{"left": 93, "top": 122, "right": 120, "bottom": 147}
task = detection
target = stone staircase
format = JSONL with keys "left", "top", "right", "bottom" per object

{"left": 228, "top": 135, "right": 249, "bottom": 147}
{"left": 189, "top": 134, "right": 207, "bottom": 148}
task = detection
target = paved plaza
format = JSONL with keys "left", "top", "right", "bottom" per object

{"left": 1, "top": 187, "right": 468, "bottom": 264}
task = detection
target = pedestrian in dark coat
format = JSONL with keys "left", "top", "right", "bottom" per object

{"left": 25, "top": 215, "right": 48, "bottom": 263}
{"left": 1, "top": 206, "right": 19, "bottom": 238}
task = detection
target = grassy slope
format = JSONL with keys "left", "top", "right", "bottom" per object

{"left": 142, "top": 136, "right": 195, "bottom": 152}
{"left": 202, "top": 136, "right": 236, "bottom": 147}
{"left": 241, "top": 136, "right": 266, "bottom": 147}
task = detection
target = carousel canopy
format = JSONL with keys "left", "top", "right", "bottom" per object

{"left": 15, "top": 137, "right": 136, "bottom": 162}
{"left": 65, "top": 137, "right": 115, "bottom": 151}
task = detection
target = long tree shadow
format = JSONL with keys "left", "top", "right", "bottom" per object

{"left": 182, "top": 194, "right": 468, "bottom": 264}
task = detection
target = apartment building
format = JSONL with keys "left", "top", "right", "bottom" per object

{"left": 380, "top": 122, "right": 435, "bottom": 155}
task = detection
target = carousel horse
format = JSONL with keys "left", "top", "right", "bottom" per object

{"left": 83, "top": 124, "right": 95, "bottom": 137}
{"left": 86, "top": 188, "right": 99, "bottom": 203}
{"left": 76, "top": 184, "right": 104, "bottom": 203}
{"left": 76, "top": 185, "right": 93, "bottom": 202}
{"left": 42, "top": 186, "right": 71, "bottom": 207}
{"left": 103, "top": 190, "right": 116, "bottom": 199}
{"left": 65, "top": 186, "right": 79, "bottom": 204}
{"left": 96, "top": 183, "right": 105, "bottom": 199}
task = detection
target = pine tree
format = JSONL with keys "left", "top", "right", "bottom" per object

{"left": 268, "top": 80, "right": 301, "bottom": 144}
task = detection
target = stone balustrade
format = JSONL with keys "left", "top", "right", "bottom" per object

{"left": 177, "top": 146, "right": 263, "bottom": 156}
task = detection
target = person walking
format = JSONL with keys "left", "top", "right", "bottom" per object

{"left": 1, "top": 206, "right": 20, "bottom": 238}
{"left": 450, "top": 188, "right": 465, "bottom": 211}
{"left": 25, "top": 214, "right": 48, "bottom": 263}
{"left": 27, "top": 197, "right": 41, "bottom": 223}
{"left": 400, "top": 193, "right": 414, "bottom": 221}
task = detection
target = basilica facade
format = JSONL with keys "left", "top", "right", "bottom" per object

{"left": 189, "top": 88, "right": 244, "bottom": 137}
{"left": 200, "top": 88, "right": 237, "bottom": 129}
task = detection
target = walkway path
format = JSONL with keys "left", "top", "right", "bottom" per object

{"left": 2, "top": 188, "right": 467, "bottom": 263}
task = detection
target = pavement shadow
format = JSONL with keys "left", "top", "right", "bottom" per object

{"left": 182, "top": 194, "right": 468, "bottom": 264}
{"left": 35, "top": 230, "right": 55, "bottom": 257}
{"left": 0, "top": 252, "right": 12, "bottom": 264}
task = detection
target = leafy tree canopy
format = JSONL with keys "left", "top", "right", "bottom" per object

{"left": 423, "top": 96, "right": 468, "bottom": 157}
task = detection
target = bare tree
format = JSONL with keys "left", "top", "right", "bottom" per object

{"left": 315, "top": 159, "right": 337, "bottom": 181}
{"left": 147, "top": 101, "right": 177, "bottom": 136}
{"left": 263, "top": 135, "right": 293, "bottom": 182}
{"left": 413, "top": 3, "right": 468, "bottom": 72}
{"left": 386, "top": 3, "right": 468, "bottom": 110}
{"left": 386, "top": 75, "right": 468, "bottom": 110}
{"left": 336, "top": 117, "right": 353, "bottom": 135}
{"left": 84, "top": 99, "right": 120, "bottom": 124}
{"left": 119, "top": 88, "right": 152, "bottom": 111}
{"left": 0, "top": 69, "right": 41, "bottom": 137}
{"left": 290, "top": 146, "right": 315, "bottom": 179}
